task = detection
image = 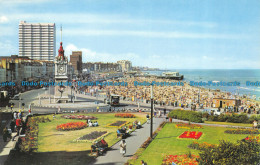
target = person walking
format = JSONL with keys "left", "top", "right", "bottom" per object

{"left": 141, "top": 160, "right": 147, "bottom": 165}
{"left": 119, "top": 139, "right": 126, "bottom": 156}
{"left": 10, "top": 119, "right": 15, "bottom": 132}
{"left": 2, "top": 127, "right": 12, "bottom": 142}
{"left": 253, "top": 120, "right": 258, "bottom": 129}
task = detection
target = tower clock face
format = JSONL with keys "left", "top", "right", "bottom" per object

{"left": 58, "top": 65, "right": 66, "bottom": 74}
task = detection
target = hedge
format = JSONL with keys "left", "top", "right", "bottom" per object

{"left": 198, "top": 140, "right": 260, "bottom": 165}
{"left": 168, "top": 110, "right": 203, "bottom": 123}
{"left": 206, "top": 113, "right": 260, "bottom": 124}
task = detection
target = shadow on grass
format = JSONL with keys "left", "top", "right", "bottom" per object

{"left": 154, "top": 135, "right": 178, "bottom": 140}
{"left": 41, "top": 134, "right": 64, "bottom": 137}
{"left": 4, "top": 150, "right": 96, "bottom": 165}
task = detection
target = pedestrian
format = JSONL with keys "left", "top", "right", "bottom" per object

{"left": 53, "top": 114, "right": 56, "bottom": 120}
{"left": 119, "top": 139, "right": 126, "bottom": 156}
{"left": 158, "top": 110, "right": 161, "bottom": 117}
{"left": 2, "top": 127, "right": 12, "bottom": 142}
{"left": 10, "top": 119, "right": 15, "bottom": 132}
{"left": 12, "top": 118, "right": 22, "bottom": 141}
{"left": 13, "top": 111, "right": 17, "bottom": 120}
{"left": 253, "top": 120, "right": 258, "bottom": 129}
{"left": 146, "top": 114, "right": 150, "bottom": 124}
{"left": 141, "top": 160, "right": 147, "bottom": 165}
{"left": 164, "top": 108, "right": 166, "bottom": 116}
{"left": 28, "top": 109, "right": 31, "bottom": 115}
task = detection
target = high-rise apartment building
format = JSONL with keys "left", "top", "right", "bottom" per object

{"left": 19, "top": 21, "right": 56, "bottom": 61}
{"left": 70, "top": 51, "right": 82, "bottom": 75}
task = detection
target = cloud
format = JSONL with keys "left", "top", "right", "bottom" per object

{"left": 63, "top": 29, "right": 242, "bottom": 39}
{"left": 0, "top": 16, "right": 8, "bottom": 23}
{"left": 1, "top": 12, "right": 217, "bottom": 28}
{"left": 64, "top": 44, "right": 140, "bottom": 64}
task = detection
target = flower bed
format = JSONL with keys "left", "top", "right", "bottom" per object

{"left": 175, "top": 123, "right": 203, "bottom": 129}
{"left": 162, "top": 154, "right": 199, "bottom": 165}
{"left": 56, "top": 122, "right": 87, "bottom": 131}
{"left": 179, "top": 131, "right": 202, "bottom": 139}
{"left": 225, "top": 128, "right": 259, "bottom": 134}
{"left": 107, "top": 121, "right": 128, "bottom": 127}
{"left": 244, "top": 134, "right": 260, "bottom": 143}
{"left": 115, "top": 113, "right": 135, "bottom": 118}
{"left": 61, "top": 115, "right": 97, "bottom": 120}
{"left": 20, "top": 117, "right": 51, "bottom": 152}
{"left": 74, "top": 131, "right": 109, "bottom": 142}
{"left": 188, "top": 141, "right": 216, "bottom": 151}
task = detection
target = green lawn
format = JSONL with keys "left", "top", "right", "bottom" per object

{"left": 130, "top": 123, "right": 250, "bottom": 165}
{"left": 204, "top": 121, "right": 252, "bottom": 127}
{"left": 37, "top": 113, "right": 146, "bottom": 152}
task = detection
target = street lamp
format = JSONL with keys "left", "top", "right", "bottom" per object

{"left": 150, "top": 85, "right": 154, "bottom": 138}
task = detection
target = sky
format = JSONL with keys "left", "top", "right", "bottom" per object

{"left": 0, "top": 0, "right": 259, "bottom": 69}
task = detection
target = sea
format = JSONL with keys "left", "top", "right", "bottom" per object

{"left": 144, "top": 69, "right": 260, "bottom": 100}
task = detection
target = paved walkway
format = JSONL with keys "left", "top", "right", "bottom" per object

{"left": 0, "top": 132, "right": 16, "bottom": 165}
{"left": 0, "top": 116, "right": 27, "bottom": 165}
{"left": 90, "top": 117, "right": 165, "bottom": 165}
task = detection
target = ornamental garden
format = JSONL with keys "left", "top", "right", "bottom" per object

{"left": 8, "top": 110, "right": 260, "bottom": 165}
{"left": 126, "top": 110, "right": 260, "bottom": 165}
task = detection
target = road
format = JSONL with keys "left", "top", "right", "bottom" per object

{"left": 8, "top": 88, "right": 149, "bottom": 114}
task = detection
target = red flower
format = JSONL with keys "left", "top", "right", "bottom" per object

{"left": 179, "top": 131, "right": 203, "bottom": 139}
{"left": 56, "top": 122, "right": 87, "bottom": 131}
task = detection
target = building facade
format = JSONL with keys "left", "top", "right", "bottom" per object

{"left": 70, "top": 51, "right": 82, "bottom": 75}
{"left": 117, "top": 60, "right": 132, "bottom": 72}
{"left": 19, "top": 21, "right": 56, "bottom": 61}
{"left": 212, "top": 98, "right": 241, "bottom": 108}
{"left": 82, "top": 62, "right": 120, "bottom": 72}
{"left": 0, "top": 55, "right": 54, "bottom": 83}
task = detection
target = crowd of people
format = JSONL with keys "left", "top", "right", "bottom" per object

{"left": 82, "top": 77, "right": 259, "bottom": 114}
{"left": 2, "top": 110, "right": 25, "bottom": 142}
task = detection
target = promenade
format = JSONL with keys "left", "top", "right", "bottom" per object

{"left": 90, "top": 117, "right": 165, "bottom": 165}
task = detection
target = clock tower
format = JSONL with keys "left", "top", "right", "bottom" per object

{"left": 54, "top": 41, "right": 69, "bottom": 103}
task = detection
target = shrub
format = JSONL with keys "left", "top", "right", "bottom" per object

{"left": 168, "top": 110, "right": 203, "bottom": 123}
{"left": 225, "top": 128, "right": 259, "bottom": 134}
{"left": 198, "top": 140, "right": 260, "bottom": 165}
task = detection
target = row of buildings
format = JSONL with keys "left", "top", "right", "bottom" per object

{"left": 83, "top": 60, "right": 132, "bottom": 72}
{"left": 1, "top": 21, "right": 133, "bottom": 84}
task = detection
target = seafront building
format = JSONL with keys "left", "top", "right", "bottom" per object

{"left": 117, "top": 60, "right": 132, "bottom": 72}
{"left": 19, "top": 21, "right": 56, "bottom": 61}
{"left": 83, "top": 62, "right": 120, "bottom": 72}
{"left": 70, "top": 51, "right": 82, "bottom": 76}
{"left": 0, "top": 55, "right": 54, "bottom": 83}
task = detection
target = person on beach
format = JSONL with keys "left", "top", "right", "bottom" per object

{"left": 119, "top": 139, "right": 126, "bottom": 156}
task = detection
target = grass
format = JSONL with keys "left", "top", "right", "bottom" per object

{"left": 129, "top": 123, "right": 250, "bottom": 165}
{"left": 37, "top": 113, "right": 146, "bottom": 152}
{"left": 204, "top": 121, "right": 252, "bottom": 127}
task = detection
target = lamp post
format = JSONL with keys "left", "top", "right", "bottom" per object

{"left": 150, "top": 85, "right": 154, "bottom": 138}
